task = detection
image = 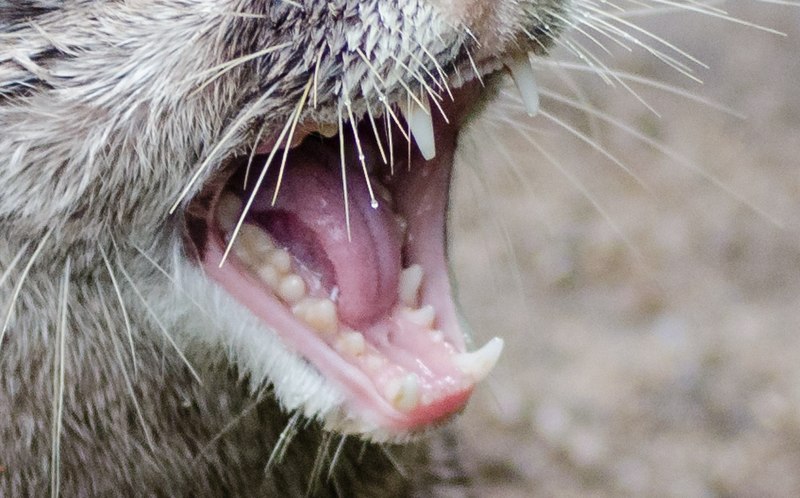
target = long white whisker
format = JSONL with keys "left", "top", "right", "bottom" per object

{"left": 0, "top": 228, "right": 53, "bottom": 353}
{"left": 50, "top": 257, "right": 69, "bottom": 498}
{"left": 99, "top": 245, "right": 139, "bottom": 378}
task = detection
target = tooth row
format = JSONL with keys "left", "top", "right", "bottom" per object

{"left": 292, "top": 297, "right": 338, "bottom": 336}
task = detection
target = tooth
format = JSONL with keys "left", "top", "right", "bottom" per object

{"left": 387, "top": 373, "right": 421, "bottom": 412}
{"left": 257, "top": 265, "right": 280, "bottom": 289}
{"left": 453, "top": 337, "right": 504, "bottom": 382}
{"left": 268, "top": 248, "right": 292, "bottom": 274}
{"left": 277, "top": 274, "right": 306, "bottom": 304}
{"left": 336, "top": 330, "right": 366, "bottom": 356}
{"left": 292, "top": 298, "right": 338, "bottom": 336}
{"left": 216, "top": 193, "right": 242, "bottom": 233}
{"left": 398, "top": 265, "right": 423, "bottom": 307}
{"left": 508, "top": 55, "right": 540, "bottom": 117}
{"left": 318, "top": 122, "right": 338, "bottom": 138}
{"left": 234, "top": 224, "right": 274, "bottom": 264}
{"left": 403, "top": 305, "right": 435, "bottom": 328}
{"left": 401, "top": 97, "right": 436, "bottom": 160}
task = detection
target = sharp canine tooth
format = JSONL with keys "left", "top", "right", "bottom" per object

{"left": 508, "top": 54, "right": 540, "bottom": 117}
{"left": 404, "top": 305, "right": 435, "bottom": 328}
{"left": 293, "top": 298, "right": 338, "bottom": 336}
{"left": 217, "top": 193, "right": 242, "bottom": 233}
{"left": 454, "top": 337, "right": 504, "bottom": 382}
{"left": 388, "top": 373, "right": 421, "bottom": 411}
{"left": 401, "top": 97, "right": 436, "bottom": 160}
{"left": 398, "top": 265, "right": 424, "bottom": 307}
{"left": 277, "top": 274, "right": 306, "bottom": 303}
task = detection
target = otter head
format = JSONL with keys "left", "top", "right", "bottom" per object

{"left": 0, "top": 0, "right": 567, "bottom": 450}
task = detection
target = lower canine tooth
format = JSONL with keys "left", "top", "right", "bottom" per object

{"left": 293, "top": 298, "right": 338, "bottom": 336}
{"left": 453, "top": 337, "right": 504, "bottom": 382}
{"left": 216, "top": 193, "right": 242, "bottom": 233}
{"left": 398, "top": 265, "right": 423, "bottom": 307}
{"left": 507, "top": 54, "right": 540, "bottom": 117}
{"left": 387, "top": 373, "right": 421, "bottom": 412}
{"left": 401, "top": 96, "right": 436, "bottom": 160}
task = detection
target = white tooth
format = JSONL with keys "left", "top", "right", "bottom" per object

{"left": 508, "top": 54, "right": 540, "bottom": 117}
{"left": 216, "top": 193, "right": 242, "bottom": 233}
{"left": 364, "top": 354, "right": 385, "bottom": 371}
{"left": 430, "top": 330, "right": 444, "bottom": 343}
{"left": 277, "top": 274, "right": 306, "bottom": 304}
{"left": 269, "top": 248, "right": 292, "bottom": 274}
{"left": 453, "top": 337, "right": 504, "bottom": 382}
{"left": 398, "top": 265, "right": 423, "bottom": 307}
{"left": 257, "top": 264, "right": 280, "bottom": 289}
{"left": 336, "top": 330, "right": 366, "bottom": 356}
{"left": 387, "top": 373, "right": 421, "bottom": 412}
{"left": 293, "top": 298, "right": 338, "bottom": 336}
{"left": 403, "top": 305, "right": 435, "bottom": 328}
{"left": 401, "top": 97, "right": 436, "bottom": 160}
{"left": 234, "top": 224, "right": 274, "bottom": 264}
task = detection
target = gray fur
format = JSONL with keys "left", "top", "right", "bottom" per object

{"left": 0, "top": 0, "right": 566, "bottom": 494}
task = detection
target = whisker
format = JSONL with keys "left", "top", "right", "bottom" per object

{"left": 265, "top": 411, "right": 303, "bottom": 471}
{"left": 50, "top": 257, "right": 69, "bottom": 498}
{"left": 338, "top": 107, "right": 353, "bottom": 242}
{"left": 271, "top": 77, "right": 314, "bottom": 206}
{"left": 0, "top": 227, "right": 53, "bottom": 354}
{"left": 95, "top": 280, "right": 155, "bottom": 451}
{"left": 99, "top": 245, "right": 139, "bottom": 377}
{"left": 113, "top": 244, "right": 202, "bottom": 384}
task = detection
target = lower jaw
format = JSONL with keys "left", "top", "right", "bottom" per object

{"left": 188, "top": 79, "right": 501, "bottom": 434}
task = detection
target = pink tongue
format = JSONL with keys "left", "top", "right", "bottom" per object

{"left": 250, "top": 150, "right": 403, "bottom": 328}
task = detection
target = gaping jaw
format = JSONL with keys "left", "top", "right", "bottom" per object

{"left": 188, "top": 79, "right": 504, "bottom": 435}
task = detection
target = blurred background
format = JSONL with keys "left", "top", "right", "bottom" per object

{"left": 449, "top": 1, "right": 800, "bottom": 495}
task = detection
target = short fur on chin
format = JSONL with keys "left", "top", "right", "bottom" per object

{"left": 0, "top": 0, "right": 565, "bottom": 494}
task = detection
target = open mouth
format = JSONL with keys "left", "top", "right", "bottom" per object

{"left": 187, "top": 78, "right": 509, "bottom": 433}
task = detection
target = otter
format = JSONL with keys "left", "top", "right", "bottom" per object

{"left": 1, "top": 0, "right": 794, "bottom": 495}
{"left": 0, "top": 0, "right": 572, "bottom": 495}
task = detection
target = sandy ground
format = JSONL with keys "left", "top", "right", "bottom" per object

{"left": 448, "top": 2, "right": 800, "bottom": 495}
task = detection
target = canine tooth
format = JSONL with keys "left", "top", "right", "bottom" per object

{"left": 453, "top": 337, "right": 504, "bottom": 382}
{"left": 277, "top": 274, "right": 306, "bottom": 304}
{"left": 269, "top": 248, "right": 292, "bottom": 274}
{"left": 336, "top": 330, "right": 366, "bottom": 356}
{"left": 398, "top": 265, "right": 423, "bottom": 307}
{"left": 257, "top": 265, "right": 280, "bottom": 289}
{"left": 508, "top": 55, "right": 540, "bottom": 117}
{"left": 387, "top": 373, "right": 421, "bottom": 412}
{"left": 318, "top": 122, "right": 338, "bottom": 138}
{"left": 216, "top": 193, "right": 242, "bottom": 233}
{"left": 234, "top": 224, "right": 273, "bottom": 264}
{"left": 401, "top": 97, "right": 436, "bottom": 160}
{"left": 404, "top": 305, "right": 435, "bottom": 328}
{"left": 293, "top": 298, "right": 338, "bottom": 336}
